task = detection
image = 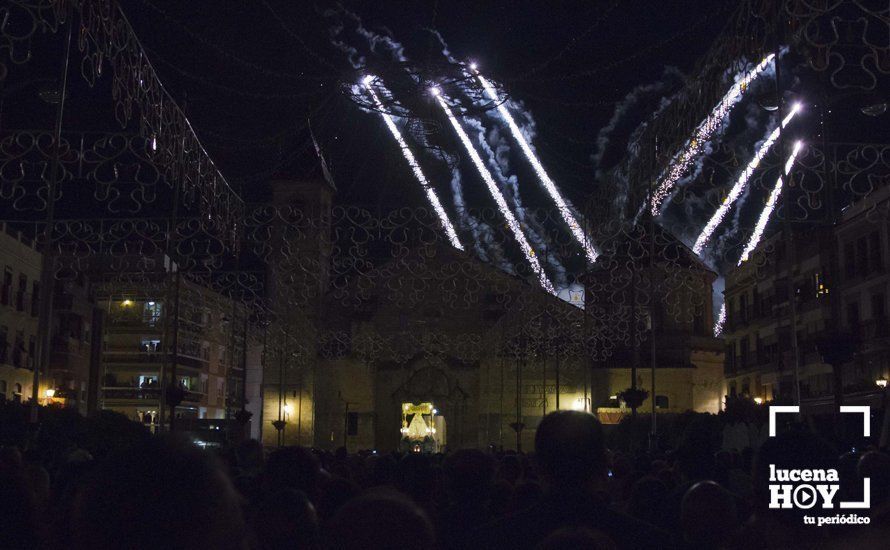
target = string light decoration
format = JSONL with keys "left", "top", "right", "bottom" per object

{"left": 362, "top": 76, "right": 464, "bottom": 250}
{"left": 432, "top": 87, "right": 556, "bottom": 294}
{"left": 471, "top": 64, "right": 599, "bottom": 263}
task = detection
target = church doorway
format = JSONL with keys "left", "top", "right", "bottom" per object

{"left": 399, "top": 402, "right": 446, "bottom": 453}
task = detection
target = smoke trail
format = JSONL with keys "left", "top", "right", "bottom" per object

{"left": 424, "top": 28, "right": 571, "bottom": 278}
{"left": 651, "top": 54, "right": 776, "bottom": 214}
{"left": 433, "top": 88, "right": 556, "bottom": 294}
{"left": 712, "top": 275, "right": 726, "bottom": 336}
{"left": 362, "top": 76, "right": 463, "bottom": 249}
{"left": 472, "top": 66, "right": 599, "bottom": 263}
{"left": 591, "top": 67, "right": 685, "bottom": 219}
{"left": 692, "top": 102, "right": 801, "bottom": 255}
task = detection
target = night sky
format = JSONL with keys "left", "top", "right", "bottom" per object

{"left": 5, "top": 0, "right": 885, "bottom": 293}
{"left": 113, "top": 0, "right": 728, "bottom": 205}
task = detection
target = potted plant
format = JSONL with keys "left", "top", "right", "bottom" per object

{"left": 617, "top": 387, "right": 649, "bottom": 411}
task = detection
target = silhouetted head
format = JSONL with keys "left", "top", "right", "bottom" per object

{"left": 681, "top": 481, "right": 739, "bottom": 547}
{"left": 251, "top": 488, "right": 318, "bottom": 550}
{"left": 327, "top": 489, "right": 434, "bottom": 549}
{"left": 71, "top": 436, "right": 246, "bottom": 550}
{"left": 537, "top": 526, "right": 617, "bottom": 550}
{"left": 628, "top": 476, "right": 669, "bottom": 527}
{"left": 858, "top": 451, "right": 890, "bottom": 506}
{"left": 535, "top": 411, "right": 607, "bottom": 487}
{"left": 443, "top": 448, "right": 495, "bottom": 504}
{"left": 753, "top": 427, "right": 835, "bottom": 506}
{"left": 265, "top": 446, "right": 321, "bottom": 502}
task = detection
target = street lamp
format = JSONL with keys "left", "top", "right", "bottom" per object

{"left": 876, "top": 379, "right": 888, "bottom": 389}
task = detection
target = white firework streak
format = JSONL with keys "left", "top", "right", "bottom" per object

{"left": 714, "top": 303, "right": 726, "bottom": 336}
{"left": 651, "top": 54, "right": 775, "bottom": 214}
{"left": 433, "top": 89, "right": 556, "bottom": 294}
{"left": 362, "top": 76, "right": 464, "bottom": 250}
{"left": 737, "top": 141, "right": 804, "bottom": 265}
{"left": 472, "top": 67, "right": 599, "bottom": 263}
{"left": 692, "top": 103, "right": 800, "bottom": 255}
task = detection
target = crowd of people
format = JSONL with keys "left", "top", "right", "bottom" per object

{"left": 1, "top": 407, "right": 888, "bottom": 549}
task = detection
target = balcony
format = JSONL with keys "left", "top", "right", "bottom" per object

{"left": 102, "top": 386, "right": 204, "bottom": 403}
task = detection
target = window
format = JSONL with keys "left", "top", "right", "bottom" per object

{"left": 847, "top": 302, "right": 860, "bottom": 329}
{"left": 740, "top": 295, "right": 748, "bottom": 322}
{"left": 740, "top": 337, "right": 750, "bottom": 368}
{"left": 870, "top": 231, "right": 883, "bottom": 273}
{"left": 873, "top": 294, "right": 885, "bottom": 319}
{"left": 0, "top": 325, "right": 7, "bottom": 363}
{"left": 347, "top": 412, "right": 359, "bottom": 436}
{"left": 30, "top": 281, "right": 39, "bottom": 316}
{"left": 1, "top": 267, "right": 11, "bottom": 305}
{"left": 13, "top": 383, "right": 22, "bottom": 402}
{"left": 858, "top": 237, "right": 868, "bottom": 278}
{"left": 140, "top": 338, "right": 161, "bottom": 352}
{"left": 693, "top": 313, "right": 704, "bottom": 335}
{"left": 815, "top": 272, "right": 829, "bottom": 297}
{"left": 143, "top": 301, "right": 162, "bottom": 326}
{"left": 655, "top": 395, "right": 669, "bottom": 409}
{"left": 0, "top": 379, "right": 6, "bottom": 399}
{"left": 16, "top": 274, "right": 26, "bottom": 311}
{"left": 844, "top": 243, "right": 856, "bottom": 279}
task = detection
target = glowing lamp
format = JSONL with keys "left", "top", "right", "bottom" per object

{"left": 877, "top": 379, "right": 888, "bottom": 389}
{"left": 283, "top": 404, "right": 294, "bottom": 416}
{"left": 429, "top": 86, "right": 441, "bottom": 97}
{"left": 45, "top": 388, "right": 55, "bottom": 398}
{"left": 361, "top": 74, "right": 375, "bottom": 86}
{"left": 754, "top": 397, "right": 764, "bottom": 405}
{"left": 432, "top": 408, "right": 438, "bottom": 415}
{"left": 469, "top": 62, "right": 478, "bottom": 71}
{"left": 121, "top": 299, "right": 133, "bottom": 307}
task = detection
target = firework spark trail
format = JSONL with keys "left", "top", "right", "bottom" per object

{"left": 433, "top": 88, "right": 556, "bottom": 294}
{"left": 471, "top": 67, "right": 599, "bottom": 263}
{"left": 651, "top": 54, "right": 776, "bottom": 215}
{"left": 737, "top": 141, "right": 804, "bottom": 265}
{"left": 714, "top": 303, "right": 726, "bottom": 336}
{"left": 692, "top": 103, "right": 801, "bottom": 255}
{"left": 461, "top": 116, "right": 561, "bottom": 278}
{"left": 363, "top": 76, "right": 464, "bottom": 250}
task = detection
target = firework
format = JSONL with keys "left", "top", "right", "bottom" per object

{"left": 471, "top": 66, "right": 599, "bottom": 263}
{"left": 692, "top": 103, "right": 801, "bottom": 256}
{"left": 362, "top": 76, "right": 464, "bottom": 250}
{"left": 714, "top": 303, "right": 726, "bottom": 336}
{"left": 432, "top": 87, "right": 556, "bottom": 294}
{"left": 737, "top": 141, "right": 804, "bottom": 264}
{"left": 651, "top": 54, "right": 776, "bottom": 214}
